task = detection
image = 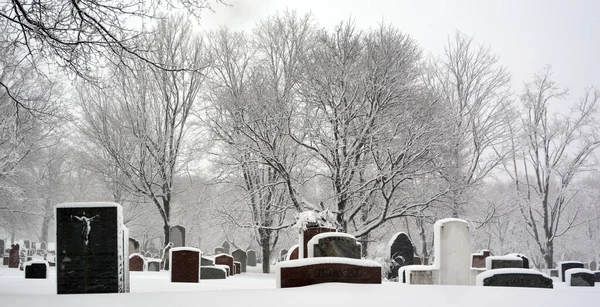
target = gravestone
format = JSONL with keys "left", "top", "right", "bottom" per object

{"left": 471, "top": 250, "right": 491, "bottom": 269}
{"left": 277, "top": 258, "right": 381, "bottom": 288}
{"left": 3, "top": 256, "right": 7, "bottom": 265}
{"left": 280, "top": 249, "right": 288, "bottom": 261}
{"left": 434, "top": 218, "right": 470, "bottom": 285}
{"left": 201, "top": 266, "right": 227, "bottom": 279}
{"left": 409, "top": 270, "right": 434, "bottom": 284}
{"left": 214, "top": 247, "right": 225, "bottom": 254}
{"left": 486, "top": 256, "right": 523, "bottom": 270}
{"left": 147, "top": 260, "right": 161, "bottom": 272}
{"left": 566, "top": 269, "right": 595, "bottom": 287}
{"left": 234, "top": 261, "right": 241, "bottom": 274}
{"left": 594, "top": 271, "right": 600, "bottom": 282}
{"left": 129, "top": 254, "right": 145, "bottom": 271}
{"left": 307, "top": 233, "right": 361, "bottom": 259}
{"left": 40, "top": 241, "right": 47, "bottom": 251}
{"left": 170, "top": 247, "right": 200, "bottom": 283}
{"left": 550, "top": 269, "right": 558, "bottom": 277}
{"left": 477, "top": 269, "right": 553, "bottom": 288}
{"left": 215, "top": 254, "right": 234, "bottom": 276}
{"left": 169, "top": 225, "right": 185, "bottom": 248}
{"left": 222, "top": 241, "right": 230, "bottom": 254}
{"left": 144, "top": 251, "right": 152, "bottom": 258}
{"left": 216, "top": 264, "right": 230, "bottom": 276}
{"left": 9, "top": 244, "right": 20, "bottom": 268}
{"left": 56, "top": 202, "right": 128, "bottom": 294}
{"left": 24, "top": 240, "right": 30, "bottom": 249}
{"left": 300, "top": 227, "right": 335, "bottom": 259}
{"left": 506, "top": 253, "right": 530, "bottom": 269}
{"left": 247, "top": 249, "right": 257, "bottom": 267}
{"left": 388, "top": 232, "right": 414, "bottom": 280}
{"left": 0, "top": 239, "right": 4, "bottom": 257}
{"left": 589, "top": 260, "right": 597, "bottom": 271}
{"left": 287, "top": 245, "right": 299, "bottom": 261}
{"left": 232, "top": 249, "right": 248, "bottom": 272}
{"left": 201, "top": 256, "right": 215, "bottom": 266}
{"left": 129, "top": 238, "right": 140, "bottom": 255}
{"left": 559, "top": 261, "right": 584, "bottom": 282}
{"left": 25, "top": 260, "right": 49, "bottom": 279}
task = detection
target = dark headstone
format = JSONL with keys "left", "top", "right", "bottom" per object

{"left": 201, "top": 266, "right": 227, "bottom": 279}
{"left": 389, "top": 232, "right": 415, "bottom": 266}
{"left": 288, "top": 246, "right": 299, "bottom": 260}
{"left": 280, "top": 249, "right": 288, "bottom": 261}
{"left": 129, "top": 254, "right": 144, "bottom": 271}
{"left": 550, "top": 269, "right": 558, "bottom": 277}
{"left": 24, "top": 240, "right": 30, "bottom": 249}
{"left": 56, "top": 203, "right": 127, "bottom": 294}
{"left": 25, "top": 261, "right": 48, "bottom": 279}
{"left": 170, "top": 248, "right": 200, "bottom": 283}
{"left": 147, "top": 260, "right": 161, "bottom": 272}
{"left": 309, "top": 234, "right": 361, "bottom": 259}
{"left": 278, "top": 260, "right": 381, "bottom": 288}
{"left": 215, "top": 254, "right": 234, "bottom": 276}
{"left": 214, "top": 247, "right": 225, "bottom": 254}
{"left": 559, "top": 262, "right": 584, "bottom": 282}
{"left": 302, "top": 227, "right": 335, "bottom": 259}
{"left": 567, "top": 269, "right": 595, "bottom": 287}
{"left": 234, "top": 261, "right": 241, "bottom": 274}
{"left": 0, "top": 239, "right": 4, "bottom": 257}
{"left": 471, "top": 250, "right": 491, "bottom": 268}
{"left": 594, "top": 271, "right": 600, "bottom": 282}
{"left": 487, "top": 256, "right": 523, "bottom": 270}
{"left": 232, "top": 249, "right": 247, "bottom": 272}
{"left": 129, "top": 238, "right": 140, "bottom": 255}
{"left": 481, "top": 271, "right": 553, "bottom": 288}
{"left": 413, "top": 257, "right": 422, "bottom": 265}
{"left": 247, "top": 249, "right": 257, "bottom": 267}
{"left": 9, "top": 244, "right": 20, "bottom": 268}
{"left": 3, "top": 256, "right": 8, "bottom": 265}
{"left": 201, "top": 256, "right": 214, "bottom": 266}
{"left": 222, "top": 241, "right": 230, "bottom": 254}
{"left": 169, "top": 225, "right": 185, "bottom": 248}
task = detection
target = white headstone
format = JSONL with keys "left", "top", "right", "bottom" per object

{"left": 433, "top": 218, "right": 470, "bottom": 285}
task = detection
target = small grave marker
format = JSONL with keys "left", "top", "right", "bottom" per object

{"left": 559, "top": 261, "right": 584, "bottom": 282}
{"left": 25, "top": 260, "right": 49, "bottom": 279}
{"left": 232, "top": 249, "right": 247, "bottom": 272}
{"left": 476, "top": 268, "right": 553, "bottom": 288}
{"left": 170, "top": 247, "right": 200, "bottom": 283}
{"left": 201, "top": 266, "right": 227, "bottom": 279}
{"left": 247, "top": 249, "right": 257, "bottom": 267}
{"left": 565, "top": 268, "right": 595, "bottom": 287}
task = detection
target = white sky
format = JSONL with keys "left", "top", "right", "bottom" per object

{"left": 200, "top": 0, "right": 600, "bottom": 109}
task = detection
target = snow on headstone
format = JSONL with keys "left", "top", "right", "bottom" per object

{"left": 129, "top": 238, "right": 140, "bottom": 255}
{"left": 476, "top": 268, "right": 553, "bottom": 288}
{"left": 565, "top": 268, "right": 595, "bottom": 287}
{"left": 433, "top": 218, "right": 470, "bottom": 285}
{"left": 295, "top": 210, "right": 337, "bottom": 259}
{"left": 307, "top": 232, "right": 361, "bottom": 259}
{"left": 55, "top": 202, "right": 128, "bottom": 294}
{"left": 286, "top": 245, "right": 299, "bottom": 261}
{"left": 129, "top": 253, "right": 145, "bottom": 271}
{"left": 24, "top": 260, "right": 49, "bottom": 279}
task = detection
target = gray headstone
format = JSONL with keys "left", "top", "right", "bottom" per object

{"left": 40, "top": 241, "right": 47, "bottom": 251}
{"left": 56, "top": 203, "right": 128, "bottom": 294}
{"left": 3, "top": 256, "right": 8, "bottom": 266}
{"left": 550, "top": 269, "right": 558, "bottom": 277}
{"left": 129, "top": 238, "right": 140, "bottom": 255}
{"left": 232, "top": 249, "right": 247, "bottom": 272}
{"left": 481, "top": 271, "right": 553, "bottom": 288}
{"left": 200, "top": 266, "right": 227, "bottom": 279}
{"left": 559, "top": 261, "right": 584, "bottom": 282}
{"left": 222, "top": 241, "right": 230, "bottom": 254}
{"left": 24, "top": 240, "right": 30, "bottom": 249}
{"left": 568, "top": 270, "right": 595, "bottom": 287}
{"left": 388, "top": 232, "right": 414, "bottom": 280}
{"left": 0, "top": 239, "right": 4, "bottom": 257}
{"left": 147, "top": 261, "right": 161, "bottom": 272}
{"left": 169, "top": 226, "right": 185, "bottom": 248}
{"left": 201, "top": 256, "right": 215, "bottom": 266}
{"left": 309, "top": 234, "right": 361, "bottom": 259}
{"left": 247, "top": 250, "right": 257, "bottom": 267}
{"left": 589, "top": 261, "right": 597, "bottom": 271}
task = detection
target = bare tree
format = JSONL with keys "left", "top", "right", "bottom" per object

{"left": 514, "top": 66, "right": 600, "bottom": 269}
{"left": 425, "top": 31, "right": 513, "bottom": 218}
{"left": 78, "top": 17, "right": 209, "bottom": 246}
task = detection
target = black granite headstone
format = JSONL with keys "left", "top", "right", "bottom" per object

{"left": 489, "top": 258, "right": 523, "bottom": 270}
{"left": 247, "top": 249, "right": 257, "bottom": 267}
{"left": 0, "top": 239, "right": 4, "bottom": 257}
{"left": 559, "top": 262, "right": 584, "bottom": 282}
{"left": 594, "top": 271, "right": 600, "bottom": 283}
{"left": 482, "top": 272, "right": 553, "bottom": 288}
{"left": 222, "top": 241, "right": 230, "bottom": 254}
{"left": 311, "top": 235, "right": 361, "bottom": 259}
{"left": 201, "top": 266, "right": 227, "bottom": 279}
{"left": 568, "top": 270, "right": 595, "bottom": 287}
{"left": 25, "top": 262, "right": 48, "bottom": 279}
{"left": 56, "top": 203, "right": 126, "bottom": 294}
{"left": 169, "top": 226, "right": 185, "bottom": 248}
{"left": 388, "top": 232, "right": 414, "bottom": 280}
{"left": 3, "top": 256, "right": 8, "bottom": 266}
{"left": 232, "top": 249, "right": 247, "bottom": 272}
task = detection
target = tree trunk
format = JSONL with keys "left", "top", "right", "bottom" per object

{"left": 163, "top": 224, "right": 170, "bottom": 247}
{"left": 259, "top": 229, "right": 271, "bottom": 273}
{"left": 544, "top": 240, "right": 554, "bottom": 269}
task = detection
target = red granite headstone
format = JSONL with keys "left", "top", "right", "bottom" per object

{"left": 302, "top": 227, "right": 335, "bottom": 258}
{"left": 288, "top": 246, "right": 299, "bottom": 260}
{"left": 129, "top": 254, "right": 145, "bottom": 271}
{"left": 215, "top": 254, "right": 235, "bottom": 276}
{"left": 472, "top": 250, "right": 491, "bottom": 268}
{"left": 8, "top": 244, "right": 19, "bottom": 268}
{"left": 170, "top": 248, "right": 200, "bottom": 283}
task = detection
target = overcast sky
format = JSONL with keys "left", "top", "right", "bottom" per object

{"left": 200, "top": 0, "right": 599, "bottom": 111}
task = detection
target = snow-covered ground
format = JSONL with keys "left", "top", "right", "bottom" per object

{"left": 1, "top": 265, "right": 599, "bottom": 307}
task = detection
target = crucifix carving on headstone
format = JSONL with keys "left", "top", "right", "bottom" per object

{"left": 71, "top": 212, "right": 100, "bottom": 246}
